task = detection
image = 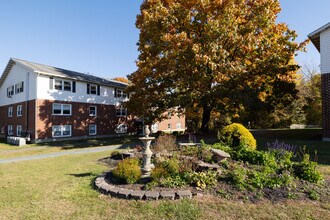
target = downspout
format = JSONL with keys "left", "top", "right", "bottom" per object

{"left": 26, "top": 72, "right": 30, "bottom": 140}
{"left": 34, "top": 72, "right": 39, "bottom": 141}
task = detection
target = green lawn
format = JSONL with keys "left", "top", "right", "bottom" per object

{"left": 252, "top": 129, "right": 330, "bottom": 165}
{"left": 0, "top": 136, "right": 138, "bottom": 160}
{"left": 0, "top": 131, "right": 329, "bottom": 219}
{"left": 0, "top": 150, "right": 329, "bottom": 219}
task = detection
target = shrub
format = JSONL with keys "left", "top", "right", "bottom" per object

{"left": 112, "top": 158, "right": 141, "bottom": 184}
{"left": 293, "top": 154, "right": 324, "bottom": 184}
{"left": 158, "top": 175, "right": 187, "bottom": 188}
{"left": 186, "top": 170, "right": 219, "bottom": 189}
{"left": 151, "top": 157, "right": 180, "bottom": 182}
{"left": 226, "top": 163, "right": 247, "bottom": 190}
{"left": 150, "top": 166, "right": 169, "bottom": 181}
{"left": 218, "top": 123, "right": 256, "bottom": 150}
{"left": 153, "top": 134, "right": 177, "bottom": 153}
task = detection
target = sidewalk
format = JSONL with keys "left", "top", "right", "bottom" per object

{"left": 0, "top": 144, "right": 124, "bottom": 164}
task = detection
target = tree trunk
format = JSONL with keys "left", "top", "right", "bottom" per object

{"left": 201, "top": 106, "right": 212, "bottom": 133}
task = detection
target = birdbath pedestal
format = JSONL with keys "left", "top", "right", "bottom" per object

{"left": 139, "top": 125, "right": 155, "bottom": 177}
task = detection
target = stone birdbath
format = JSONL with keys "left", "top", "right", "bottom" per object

{"left": 139, "top": 125, "right": 155, "bottom": 177}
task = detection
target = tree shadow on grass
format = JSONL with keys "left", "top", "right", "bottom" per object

{"left": 34, "top": 137, "right": 139, "bottom": 150}
{"left": 69, "top": 172, "right": 95, "bottom": 178}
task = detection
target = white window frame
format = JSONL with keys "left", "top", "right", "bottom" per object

{"left": 8, "top": 125, "right": 13, "bottom": 135}
{"left": 7, "top": 86, "right": 14, "bottom": 97}
{"left": 54, "top": 79, "right": 63, "bottom": 90}
{"left": 15, "top": 82, "right": 24, "bottom": 94}
{"left": 176, "top": 122, "right": 182, "bottom": 129}
{"left": 52, "top": 103, "right": 72, "bottom": 116}
{"left": 17, "top": 105, "right": 23, "bottom": 117}
{"left": 116, "top": 108, "right": 127, "bottom": 117}
{"left": 16, "top": 125, "right": 22, "bottom": 136}
{"left": 89, "top": 106, "right": 97, "bottom": 116}
{"left": 63, "top": 81, "right": 72, "bottom": 91}
{"left": 90, "top": 84, "right": 97, "bottom": 95}
{"left": 115, "top": 124, "right": 127, "bottom": 134}
{"left": 8, "top": 106, "right": 13, "bottom": 117}
{"left": 52, "top": 125, "right": 72, "bottom": 137}
{"left": 89, "top": 124, "right": 97, "bottom": 135}
{"left": 115, "top": 89, "right": 128, "bottom": 98}
{"left": 54, "top": 79, "right": 72, "bottom": 92}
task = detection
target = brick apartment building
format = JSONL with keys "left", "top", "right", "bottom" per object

{"left": 0, "top": 58, "right": 185, "bottom": 143}
{"left": 309, "top": 22, "right": 330, "bottom": 141}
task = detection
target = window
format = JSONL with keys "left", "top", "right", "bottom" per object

{"left": 53, "top": 79, "right": 74, "bottom": 92}
{"left": 54, "top": 79, "right": 63, "bottom": 90}
{"left": 151, "top": 123, "right": 158, "bottom": 133}
{"left": 16, "top": 125, "right": 22, "bottom": 136}
{"left": 89, "top": 124, "right": 97, "bottom": 135}
{"left": 63, "top": 81, "right": 72, "bottom": 91}
{"left": 8, "top": 125, "right": 13, "bottom": 135}
{"left": 176, "top": 123, "right": 182, "bottom": 129}
{"left": 168, "top": 123, "right": 171, "bottom": 129}
{"left": 89, "top": 106, "right": 97, "bottom": 116}
{"left": 90, "top": 84, "right": 97, "bottom": 94}
{"left": 87, "top": 84, "right": 100, "bottom": 95}
{"left": 52, "top": 103, "right": 71, "bottom": 115}
{"left": 52, "top": 125, "right": 72, "bottom": 137}
{"left": 7, "top": 85, "right": 14, "bottom": 98}
{"left": 116, "top": 89, "right": 122, "bottom": 98}
{"left": 116, "top": 108, "right": 127, "bottom": 117}
{"left": 17, "top": 105, "right": 23, "bottom": 116}
{"left": 8, "top": 107, "right": 13, "bottom": 117}
{"left": 15, "top": 82, "right": 24, "bottom": 94}
{"left": 115, "top": 89, "right": 129, "bottom": 98}
{"left": 115, "top": 124, "right": 127, "bottom": 134}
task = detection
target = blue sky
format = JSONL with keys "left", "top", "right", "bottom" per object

{"left": 0, "top": 0, "right": 329, "bottom": 78}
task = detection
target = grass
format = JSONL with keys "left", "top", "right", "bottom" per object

{"left": 0, "top": 129, "right": 329, "bottom": 219}
{"left": 0, "top": 136, "right": 138, "bottom": 160}
{"left": 252, "top": 128, "right": 330, "bottom": 165}
{"left": 0, "top": 150, "right": 329, "bottom": 219}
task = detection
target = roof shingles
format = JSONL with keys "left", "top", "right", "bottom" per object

{"left": 0, "top": 58, "right": 127, "bottom": 88}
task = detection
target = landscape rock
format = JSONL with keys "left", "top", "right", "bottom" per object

{"left": 196, "top": 161, "right": 220, "bottom": 172}
{"left": 176, "top": 190, "right": 192, "bottom": 199}
{"left": 211, "top": 148, "right": 230, "bottom": 162}
{"left": 117, "top": 189, "right": 132, "bottom": 199}
{"left": 130, "top": 190, "right": 145, "bottom": 200}
{"left": 145, "top": 191, "right": 160, "bottom": 200}
{"left": 160, "top": 191, "right": 176, "bottom": 200}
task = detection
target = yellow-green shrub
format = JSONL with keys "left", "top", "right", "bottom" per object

{"left": 218, "top": 123, "right": 256, "bottom": 150}
{"left": 112, "top": 158, "right": 141, "bottom": 184}
{"left": 150, "top": 158, "right": 180, "bottom": 182}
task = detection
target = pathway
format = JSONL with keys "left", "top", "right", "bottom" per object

{"left": 0, "top": 144, "right": 125, "bottom": 164}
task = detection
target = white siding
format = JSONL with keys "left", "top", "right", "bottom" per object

{"left": 0, "top": 63, "right": 37, "bottom": 106}
{"left": 36, "top": 75, "right": 128, "bottom": 105}
{"left": 320, "top": 28, "right": 330, "bottom": 74}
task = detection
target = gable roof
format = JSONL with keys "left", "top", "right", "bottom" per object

{"left": 0, "top": 58, "right": 128, "bottom": 88}
{"left": 308, "top": 22, "right": 330, "bottom": 52}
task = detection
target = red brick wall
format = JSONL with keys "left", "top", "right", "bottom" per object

{"left": 35, "top": 99, "right": 135, "bottom": 140}
{"left": 322, "top": 73, "right": 330, "bottom": 139}
{"left": 0, "top": 100, "right": 36, "bottom": 139}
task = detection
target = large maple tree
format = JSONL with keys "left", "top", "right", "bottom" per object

{"left": 126, "top": 0, "right": 307, "bottom": 132}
